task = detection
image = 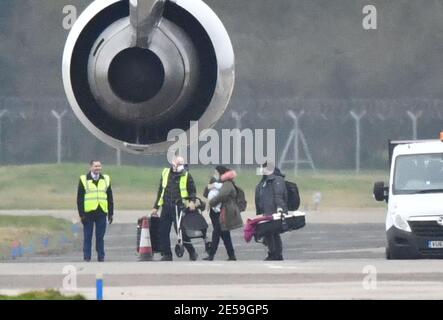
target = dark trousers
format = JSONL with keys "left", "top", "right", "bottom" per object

{"left": 83, "top": 213, "right": 107, "bottom": 261}
{"left": 209, "top": 209, "right": 235, "bottom": 257}
{"left": 264, "top": 233, "right": 283, "bottom": 259}
{"left": 160, "top": 204, "right": 195, "bottom": 257}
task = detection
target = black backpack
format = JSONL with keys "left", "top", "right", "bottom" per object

{"left": 285, "top": 181, "right": 300, "bottom": 211}
{"left": 233, "top": 182, "right": 247, "bottom": 212}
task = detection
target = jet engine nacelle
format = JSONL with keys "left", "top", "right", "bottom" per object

{"left": 63, "top": 0, "right": 235, "bottom": 154}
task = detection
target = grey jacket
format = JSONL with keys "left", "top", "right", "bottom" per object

{"left": 255, "top": 169, "right": 288, "bottom": 215}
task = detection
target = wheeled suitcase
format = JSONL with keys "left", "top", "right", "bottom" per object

{"left": 254, "top": 211, "right": 306, "bottom": 241}
{"left": 149, "top": 216, "right": 161, "bottom": 253}
{"left": 136, "top": 216, "right": 162, "bottom": 253}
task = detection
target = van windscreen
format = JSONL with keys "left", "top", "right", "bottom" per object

{"left": 393, "top": 153, "right": 443, "bottom": 195}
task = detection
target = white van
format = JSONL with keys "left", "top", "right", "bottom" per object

{"left": 374, "top": 135, "right": 443, "bottom": 259}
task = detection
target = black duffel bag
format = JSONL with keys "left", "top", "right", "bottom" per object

{"left": 254, "top": 212, "right": 306, "bottom": 241}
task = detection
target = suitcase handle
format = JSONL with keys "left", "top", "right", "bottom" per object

{"left": 279, "top": 212, "right": 289, "bottom": 232}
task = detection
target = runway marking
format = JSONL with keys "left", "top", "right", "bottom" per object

{"left": 179, "top": 263, "right": 224, "bottom": 267}
{"left": 265, "top": 264, "right": 299, "bottom": 270}
{"left": 105, "top": 235, "right": 135, "bottom": 239}
{"left": 310, "top": 248, "right": 385, "bottom": 254}
{"left": 106, "top": 246, "right": 139, "bottom": 250}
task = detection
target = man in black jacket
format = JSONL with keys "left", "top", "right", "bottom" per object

{"left": 77, "top": 160, "right": 114, "bottom": 262}
{"left": 152, "top": 156, "right": 198, "bottom": 261}
{"left": 255, "top": 162, "right": 288, "bottom": 261}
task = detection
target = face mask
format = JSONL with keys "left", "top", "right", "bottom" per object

{"left": 176, "top": 165, "right": 185, "bottom": 172}
{"left": 263, "top": 167, "right": 274, "bottom": 176}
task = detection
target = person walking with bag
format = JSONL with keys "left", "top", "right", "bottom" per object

{"left": 204, "top": 166, "right": 241, "bottom": 261}
{"left": 152, "top": 156, "right": 198, "bottom": 261}
{"left": 255, "top": 162, "right": 288, "bottom": 261}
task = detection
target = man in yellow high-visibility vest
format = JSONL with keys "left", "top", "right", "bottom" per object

{"left": 152, "top": 156, "right": 197, "bottom": 261}
{"left": 77, "top": 160, "right": 114, "bottom": 262}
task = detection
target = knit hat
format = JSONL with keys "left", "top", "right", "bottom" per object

{"left": 215, "top": 165, "right": 230, "bottom": 175}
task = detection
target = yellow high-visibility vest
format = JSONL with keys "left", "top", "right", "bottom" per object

{"left": 80, "top": 174, "right": 111, "bottom": 214}
{"left": 157, "top": 168, "right": 189, "bottom": 207}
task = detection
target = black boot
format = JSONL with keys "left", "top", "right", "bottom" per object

{"left": 203, "top": 255, "right": 214, "bottom": 261}
{"left": 161, "top": 254, "right": 173, "bottom": 261}
{"left": 227, "top": 255, "right": 237, "bottom": 261}
{"left": 189, "top": 251, "right": 198, "bottom": 261}
{"left": 264, "top": 253, "right": 283, "bottom": 261}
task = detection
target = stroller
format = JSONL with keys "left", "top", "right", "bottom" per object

{"left": 174, "top": 197, "right": 212, "bottom": 258}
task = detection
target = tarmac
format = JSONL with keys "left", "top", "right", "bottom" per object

{"left": 1, "top": 208, "right": 443, "bottom": 300}
{"left": 1, "top": 260, "right": 443, "bottom": 299}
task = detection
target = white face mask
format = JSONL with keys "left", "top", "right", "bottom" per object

{"left": 176, "top": 165, "right": 185, "bottom": 172}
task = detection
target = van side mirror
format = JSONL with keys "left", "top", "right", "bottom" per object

{"left": 373, "top": 181, "right": 389, "bottom": 202}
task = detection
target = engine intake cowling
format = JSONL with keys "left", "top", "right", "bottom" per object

{"left": 63, "top": 0, "right": 235, "bottom": 154}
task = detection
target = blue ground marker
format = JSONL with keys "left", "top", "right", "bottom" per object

{"left": 17, "top": 244, "right": 23, "bottom": 257}
{"left": 11, "top": 241, "right": 20, "bottom": 259}
{"left": 96, "top": 273, "right": 103, "bottom": 300}
{"left": 11, "top": 247, "right": 17, "bottom": 259}
{"left": 42, "top": 237, "right": 49, "bottom": 248}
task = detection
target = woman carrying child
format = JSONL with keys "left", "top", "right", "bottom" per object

{"left": 203, "top": 166, "right": 238, "bottom": 261}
